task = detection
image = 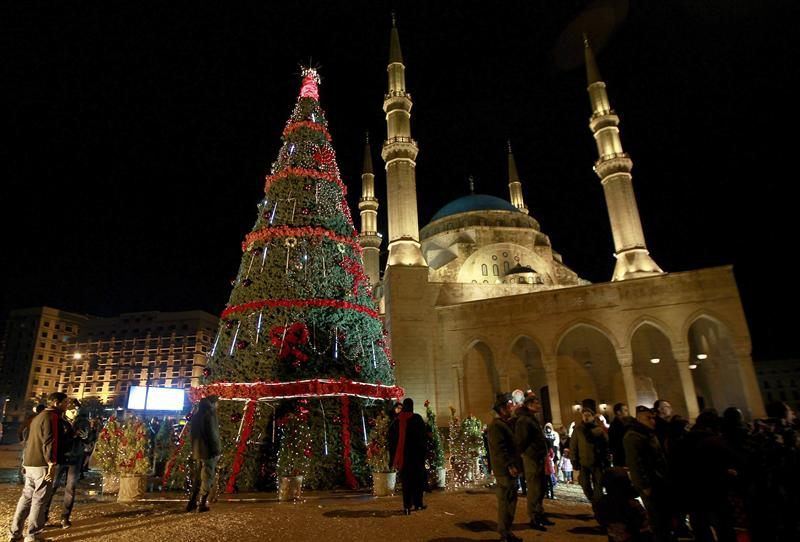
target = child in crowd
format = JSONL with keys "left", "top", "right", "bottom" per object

{"left": 544, "top": 447, "right": 557, "bottom": 499}
{"left": 559, "top": 448, "right": 573, "bottom": 484}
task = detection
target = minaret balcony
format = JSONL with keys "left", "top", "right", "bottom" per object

{"left": 594, "top": 152, "right": 633, "bottom": 178}
{"left": 383, "top": 94, "right": 413, "bottom": 113}
{"left": 381, "top": 137, "right": 419, "bottom": 161}
{"left": 384, "top": 90, "right": 411, "bottom": 99}
{"left": 589, "top": 111, "right": 620, "bottom": 132}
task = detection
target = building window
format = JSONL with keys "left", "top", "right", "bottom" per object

{"left": 503, "top": 262, "right": 510, "bottom": 272}
{"left": 492, "top": 264, "right": 499, "bottom": 276}
{"left": 44, "top": 321, "right": 50, "bottom": 327}
{"left": 481, "top": 264, "right": 488, "bottom": 276}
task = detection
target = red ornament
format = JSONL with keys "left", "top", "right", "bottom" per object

{"left": 242, "top": 278, "right": 253, "bottom": 287}
{"left": 269, "top": 322, "right": 310, "bottom": 364}
{"left": 236, "top": 340, "right": 249, "bottom": 350}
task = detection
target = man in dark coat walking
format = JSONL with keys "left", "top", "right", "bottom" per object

{"left": 514, "top": 393, "right": 553, "bottom": 530}
{"left": 187, "top": 395, "right": 221, "bottom": 513}
{"left": 388, "top": 397, "right": 427, "bottom": 514}
{"left": 487, "top": 393, "right": 523, "bottom": 542}
{"left": 624, "top": 405, "right": 671, "bottom": 542}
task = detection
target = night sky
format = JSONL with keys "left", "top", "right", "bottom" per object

{"left": 2, "top": 1, "right": 797, "bottom": 360}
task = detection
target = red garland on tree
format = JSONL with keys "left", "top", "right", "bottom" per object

{"left": 225, "top": 400, "right": 258, "bottom": 494}
{"left": 340, "top": 256, "right": 369, "bottom": 295}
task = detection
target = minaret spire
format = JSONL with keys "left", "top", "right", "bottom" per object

{"left": 381, "top": 14, "right": 426, "bottom": 267}
{"left": 507, "top": 140, "right": 528, "bottom": 214}
{"left": 359, "top": 133, "right": 381, "bottom": 287}
{"left": 584, "top": 36, "right": 663, "bottom": 281}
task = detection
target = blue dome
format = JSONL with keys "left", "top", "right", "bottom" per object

{"left": 430, "top": 194, "right": 520, "bottom": 221}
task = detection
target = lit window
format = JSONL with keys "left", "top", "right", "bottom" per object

{"left": 481, "top": 264, "right": 488, "bottom": 276}
{"left": 493, "top": 264, "right": 499, "bottom": 276}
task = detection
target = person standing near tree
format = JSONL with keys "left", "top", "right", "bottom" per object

{"left": 388, "top": 398, "right": 427, "bottom": 515}
{"left": 487, "top": 393, "right": 523, "bottom": 542}
{"left": 46, "top": 399, "right": 88, "bottom": 529}
{"left": 186, "top": 395, "right": 221, "bottom": 513}
{"left": 514, "top": 393, "right": 553, "bottom": 531}
{"left": 8, "top": 392, "right": 69, "bottom": 542}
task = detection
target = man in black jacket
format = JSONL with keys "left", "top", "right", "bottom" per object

{"left": 624, "top": 405, "right": 671, "bottom": 542}
{"left": 187, "top": 395, "right": 222, "bottom": 513}
{"left": 487, "top": 393, "right": 523, "bottom": 542}
{"left": 608, "top": 403, "right": 631, "bottom": 467}
{"left": 8, "top": 392, "right": 69, "bottom": 542}
{"left": 514, "top": 393, "right": 553, "bottom": 531}
{"left": 47, "top": 399, "right": 88, "bottom": 528}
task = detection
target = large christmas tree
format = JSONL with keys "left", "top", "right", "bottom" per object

{"left": 190, "top": 68, "right": 402, "bottom": 491}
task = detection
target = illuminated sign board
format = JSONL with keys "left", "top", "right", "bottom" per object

{"left": 127, "top": 386, "right": 186, "bottom": 411}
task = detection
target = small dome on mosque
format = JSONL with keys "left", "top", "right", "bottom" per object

{"left": 430, "top": 194, "right": 522, "bottom": 222}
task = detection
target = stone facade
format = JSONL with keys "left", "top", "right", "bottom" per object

{"left": 384, "top": 265, "right": 764, "bottom": 427}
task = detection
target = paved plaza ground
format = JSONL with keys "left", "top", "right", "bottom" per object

{"left": 0, "top": 444, "right": 603, "bottom": 541}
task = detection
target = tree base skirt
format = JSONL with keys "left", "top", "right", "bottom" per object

{"left": 117, "top": 475, "right": 147, "bottom": 502}
{"left": 278, "top": 475, "right": 304, "bottom": 501}
{"left": 435, "top": 467, "right": 447, "bottom": 489}
{"left": 102, "top": 474, "right": 119, "bottom": 494}
{"left": 372, "top": 471, "right": 396, "bottom": 496}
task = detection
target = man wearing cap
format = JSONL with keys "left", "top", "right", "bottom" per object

{"left": 514, "top": 393, "right": 553, "bottom": 531}
{"left": 571, "top": 406, "right": 609, "bottom": 503}
{"left": 487, "top": 393, "right": 523, "bottom": 542}
{"left": 624, "top": 405, "right": 670, "bottom": 542}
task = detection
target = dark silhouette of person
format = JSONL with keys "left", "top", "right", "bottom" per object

{"left": 388, "top": 397, "right": 427, "bottom": 515}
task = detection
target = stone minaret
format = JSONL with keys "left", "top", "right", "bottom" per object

{"left": 584, "top": 36, "right": 663, "bottom": 281}
{"left": 358, "top": 133, "right": 382, "bottom": 287}
{"left": 507, "top": 141, "right": 529, "bottom": 214}
{"left": 381, "top": 14, "right": 426, "bottom": 267}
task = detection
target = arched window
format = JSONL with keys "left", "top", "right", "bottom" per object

{"left": 481, "top": 264, "right": 488, "bottom": 276}
{"left": 492, "top": 264, "right": 499, "bottom": 276}
{"left": 503, "top": 262, "right": 510, "bottom": 272}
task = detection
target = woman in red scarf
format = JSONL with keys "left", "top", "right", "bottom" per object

{"left": 388, "top": 398, "right": 427, "bottom": 515}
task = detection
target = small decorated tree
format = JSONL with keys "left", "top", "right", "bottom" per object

{"left": 117, "top": 417, "right": 151, "bottom": 476}
{"left": 366, "top": 411, "right": 392, "bottom": 473}
{"left": 96, "top": 416, "right": 151, "bottom": 499}
{"left": 95, "top": 416, "right": 123, "bottom": 477}
{"left": 276, "top": 410, "right": 313, "bottom": 478}
{"left": 448, "top": 408, "right": 486, "bottom": 487}
{"left": 424, "top": 400, "right": 445, "bottom": 488}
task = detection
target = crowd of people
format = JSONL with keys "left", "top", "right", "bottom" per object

{"left": 6, "top": 389, "right": 799, "bottom": 541}
{"left": 485, "top": 389, "right": 800, "bottom": 542}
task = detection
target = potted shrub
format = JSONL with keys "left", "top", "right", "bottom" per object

{"left": 366, "top": 410, "right": 396, "bottom": 496}
{"left": 276, "top": 411, "right": 312, "bottom": 501}
{"left": 116, "top": 416, "right": 151, "bottom": 502}
{"left": 424, "top": 400, "right": 446, "bottom": 489}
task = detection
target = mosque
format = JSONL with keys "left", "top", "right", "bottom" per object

{"left": 356, "top": 21, "right": 765, "bottom": 427}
